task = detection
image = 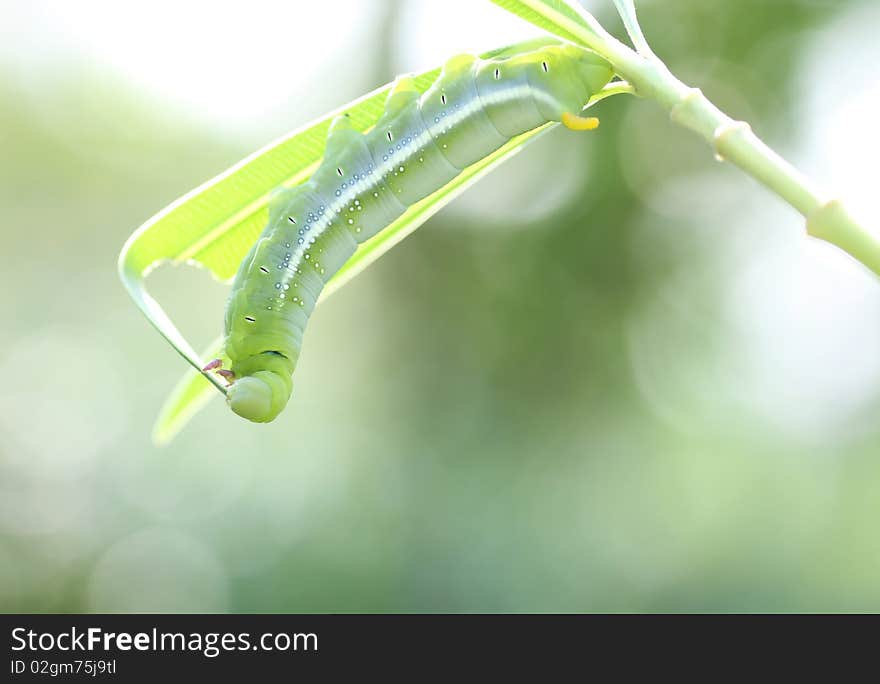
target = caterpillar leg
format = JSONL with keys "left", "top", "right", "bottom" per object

{"left": 562, "top": 112, "right": 600, "bottom": 131}
{"left": 202, "top": 358, "right": 236, "bottom": 385}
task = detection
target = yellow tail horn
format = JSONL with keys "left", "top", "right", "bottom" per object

{"left": 562, "top": 112, "right": 600, "bottom": 131}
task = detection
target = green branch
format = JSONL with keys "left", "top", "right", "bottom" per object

{"left": 493, "top": 0, "right": 880, "bottom": 276}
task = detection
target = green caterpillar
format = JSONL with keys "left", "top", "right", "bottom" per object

{"left": 207, "top": 44, "right": 613, "bottom": 422}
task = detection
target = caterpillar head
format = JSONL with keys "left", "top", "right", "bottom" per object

{"left": 226, "top": 352, "right": 295, "bottom": 423}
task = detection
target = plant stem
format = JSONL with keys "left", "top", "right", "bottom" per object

{"left": 560, "top": 1, "right": 880, "bottom": 277}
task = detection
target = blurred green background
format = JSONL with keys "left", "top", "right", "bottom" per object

{"left": 2, "top": 0, "right": 880, "bottom": 612}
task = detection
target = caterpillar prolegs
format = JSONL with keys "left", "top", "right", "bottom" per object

{"left": 212, "top": 44, "right": 613, "bottom": 422}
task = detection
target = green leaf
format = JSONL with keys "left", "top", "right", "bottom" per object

{"left": 610, "top": 0, "right": 654, "bottom": 56}
{"left": 488, "top": 0, "right": 604, "bottom": 46}
{"left": 120, "top": 37, "right": 552, "bottom": 443}
{"left": 122, "top": 36, "right": 621, "bottom": 445}
{"left": 152, "top": 337, "right": 228, "bottom": 446}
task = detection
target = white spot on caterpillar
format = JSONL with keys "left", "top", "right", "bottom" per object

{"left": 347, "top": 218, "right": 354, "bottom": 225}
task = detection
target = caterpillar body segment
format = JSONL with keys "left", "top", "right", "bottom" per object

{"left": 221, "top": 45, "right": 613, "bottom": 422}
